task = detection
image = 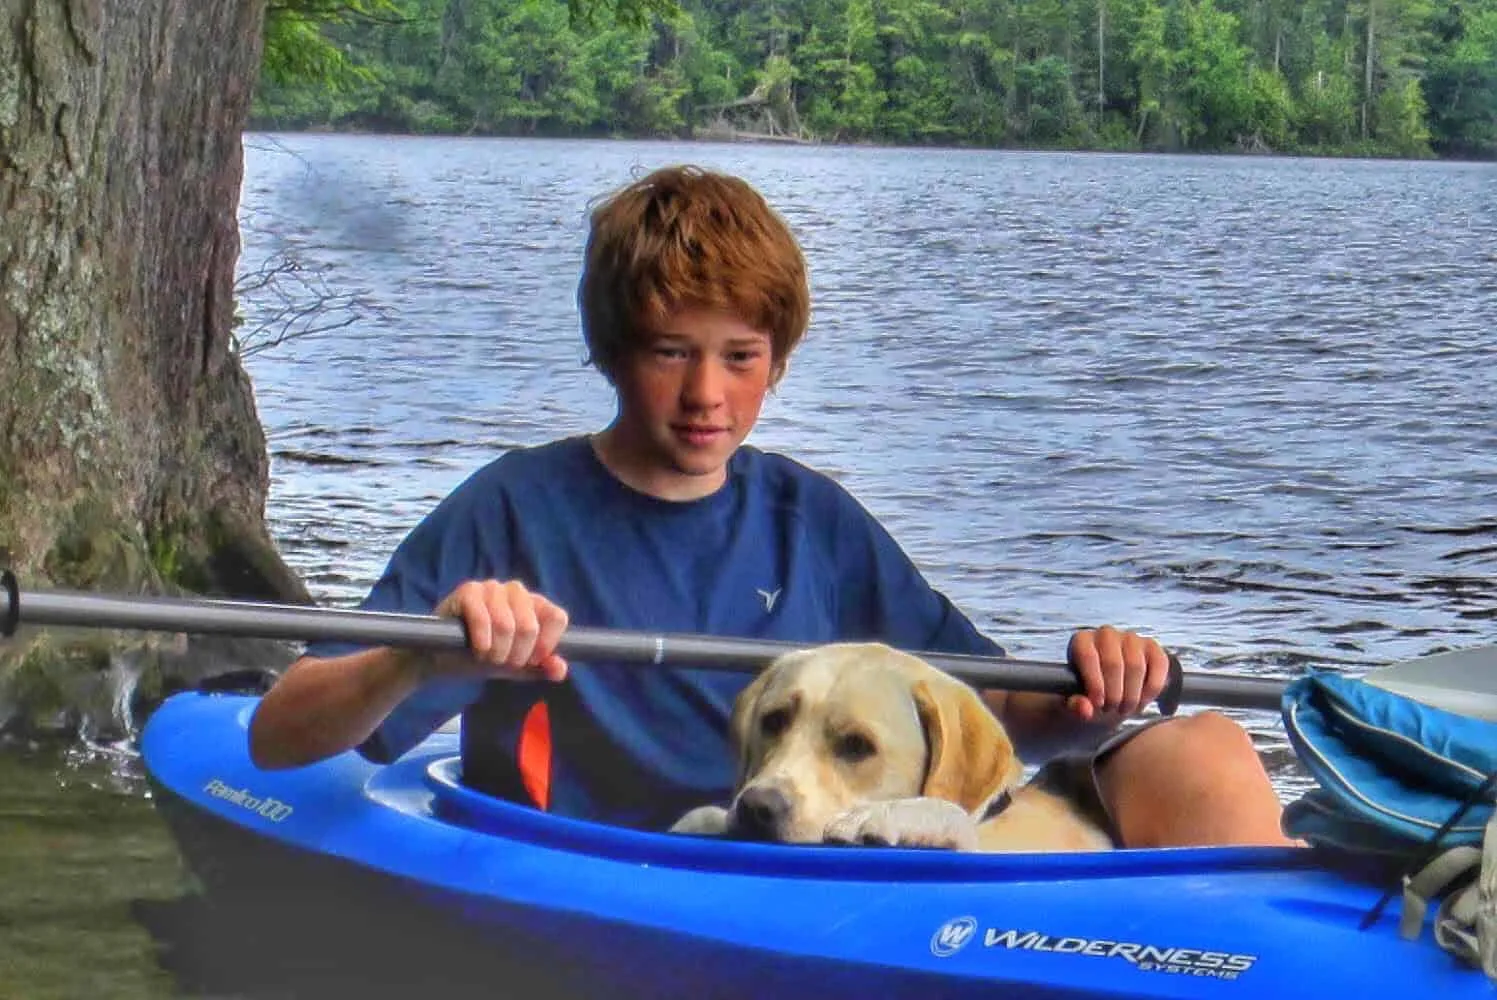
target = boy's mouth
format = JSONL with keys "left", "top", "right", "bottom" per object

{"left": 673, "top": 424, "right": 728, "bottom": 446}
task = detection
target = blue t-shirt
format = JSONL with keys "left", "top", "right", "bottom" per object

{"left": 307, "top": 435, "right": 1003, "bottom": 829}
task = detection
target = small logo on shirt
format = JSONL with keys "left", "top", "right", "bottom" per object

{"left": 756, "top": 587, "right": 782, "bottom": 613}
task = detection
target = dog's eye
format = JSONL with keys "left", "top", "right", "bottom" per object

{"left": 761, "top": 708, "right": 790, "bottom": 737}
{"left": 835, "top": 733, "right": 877, "bottom": 762}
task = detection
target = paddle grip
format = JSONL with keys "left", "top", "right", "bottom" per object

{"left": 1, "top": 570, "right": 16, "bottom": 638}
{"left": 1157, "top": 650, "right": 1185, "bottom": 716}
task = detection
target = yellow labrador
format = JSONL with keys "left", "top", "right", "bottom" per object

{"left": 672, "top": 642, "right": 1113, "bottom": 852}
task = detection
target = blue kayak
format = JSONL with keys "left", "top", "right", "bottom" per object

{"left": 140, "top": 690, "right": 1489, "bottom": 998}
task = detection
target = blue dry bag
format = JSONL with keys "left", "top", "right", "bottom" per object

{"left": 1282, "top": 670, "right": 1497, "bottom": 978}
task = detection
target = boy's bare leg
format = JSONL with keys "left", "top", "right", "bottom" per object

{"left": 1097, "top": 712, "right": 1298, "bottom": 848}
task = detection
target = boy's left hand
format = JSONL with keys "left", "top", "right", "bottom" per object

{"left": 1065, "top": 625, "right": 1172, "bottom": 723}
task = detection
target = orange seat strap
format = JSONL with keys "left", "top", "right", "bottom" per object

{"left": 515, "top": 700, "right": 553, "bottom": 811}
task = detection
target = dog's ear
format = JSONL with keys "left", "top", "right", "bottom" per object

{"left": 913, "top": 675, "right": 1023, "bottom": 814}
{"left": 729, "top": 658, "right": 780, "bottom": 785}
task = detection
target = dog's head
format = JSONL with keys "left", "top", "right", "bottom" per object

{"left": 725, "top": 642, "right": 1023, "bottom": 843}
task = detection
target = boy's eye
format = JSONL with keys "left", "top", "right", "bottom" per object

{"left": 727, "top": 350, "right": 764, "bottom": 366}
{"left": 652, "top": 345, "right": 688, "bottom": 360}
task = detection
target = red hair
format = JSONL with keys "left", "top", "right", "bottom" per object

{"left": 578, "top": 166, "right": 810, "bottom": 383}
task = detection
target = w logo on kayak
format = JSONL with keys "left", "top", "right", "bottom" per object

{"left": 930, "top": 916, "right": 978, "bottom": 957}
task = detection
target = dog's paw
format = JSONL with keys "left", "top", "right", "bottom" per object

{"left": 669, "top": 804, "right": 733, "bottom": 837}
{"left": 823, "top": 798, "right": 979, "bottom": 852}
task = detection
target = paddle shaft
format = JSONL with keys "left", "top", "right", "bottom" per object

{"left": 0, "top": 578, "right": 1287, "bottom": 713}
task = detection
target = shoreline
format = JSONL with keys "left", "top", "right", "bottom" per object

{"left": 241, "top": 126, "right": 1492, "bottom": 165}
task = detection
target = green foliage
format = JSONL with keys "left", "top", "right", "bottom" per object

{"left": 253, "top": 0, "right": 1497, "bottom": 157}
{"left": 1246, "top": 66, "right": 1296, "bottom": 150}
{"left": 1375, "top": 75, "right": 1432, "bottom": 157}
{"left": 261, "top": 1, "right": 396, "bottom": 89}
{"left": 1424, "top": 0, "right": 1497, "bottom": 157}
{"left": 1171, "top": 0, "right": 1253, "bottom": 149}
{"left": 1297, "top": 69, "right": 1359, "bottom": 148}
{"left": 1014, "top": 56, "right": 1087, "bottom": 145}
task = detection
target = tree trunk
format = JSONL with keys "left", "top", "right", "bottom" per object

{"left": 0, "top": 0, "right": 307, "bottom": 732}
{"left": 1097, "top": 0, "right": 1105, "bottom": 126}
{"left": 1362, "top": 0, "right": 1376, "bottom": 140}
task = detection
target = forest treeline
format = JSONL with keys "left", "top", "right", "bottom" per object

{"left": 252, "top": 0, "right": 1497, "bottom": 158}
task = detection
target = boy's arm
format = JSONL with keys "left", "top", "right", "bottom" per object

{"left": 249, "top": 647, "right": 426, "bottom": 769}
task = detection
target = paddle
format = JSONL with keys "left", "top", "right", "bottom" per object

{"left": 2, "top": 572, "right": 1490, "bottom": 717}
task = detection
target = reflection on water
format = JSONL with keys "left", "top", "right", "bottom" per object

{"left": 0, "top": 744, "right": 183, "bottom": 999}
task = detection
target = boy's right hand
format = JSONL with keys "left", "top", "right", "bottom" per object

{"left": 421, "top": 579, "right": 570, "bottom": 683}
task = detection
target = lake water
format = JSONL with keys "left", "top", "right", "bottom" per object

{"left": 4, "top": 135, "right": 1495, "bottom": 997}
{"left": 242, "top": 135, "right": 1496, "bottom": 724}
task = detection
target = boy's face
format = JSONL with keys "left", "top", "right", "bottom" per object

{"left": 606, "top": 307, "right": 775, "bottom": 500}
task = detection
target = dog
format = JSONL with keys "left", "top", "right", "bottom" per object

{"left": 671, "top": 642, "right": 1114, "bottom": 852}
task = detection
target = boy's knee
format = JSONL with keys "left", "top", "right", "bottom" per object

{"left": 1101, "top": 712, "right": 1288, "bottom": 848}
{"left": 1104, "top": 711, "right": 1266, "bottom": 793}
{"left": 1164, "top": 710, "right": 1257, "bottom": 759}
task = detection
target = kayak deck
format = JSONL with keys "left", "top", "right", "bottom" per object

{"left": 141, "top": 691, "right": 1489, "bottom": 998}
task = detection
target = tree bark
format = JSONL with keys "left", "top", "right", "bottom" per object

{"left": 1097, "top": 0, "right": 1105, "bottom": 126}
{"left": 1363, "top": 0, "right": 1376, "bottom": 140}
{"left": 0, "top": 0, "right": 307, "bottom": 730}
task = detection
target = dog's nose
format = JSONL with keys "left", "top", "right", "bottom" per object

{"left": 733, "top": 786, "right": 791, "bottom": 839}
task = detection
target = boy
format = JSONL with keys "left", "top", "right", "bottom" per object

{"left": 249, "top": 166, "right": 1290, "bottom": 846}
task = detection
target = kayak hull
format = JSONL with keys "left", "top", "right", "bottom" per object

{"left": 141, "top": 691, "right": 1487, "bottom": 998}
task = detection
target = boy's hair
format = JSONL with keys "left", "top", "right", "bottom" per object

{"left": 578, "top": 165, "right": 810, "bottom": 384}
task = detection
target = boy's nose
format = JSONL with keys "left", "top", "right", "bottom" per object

{"left": 681, "top": 359, "right": 725, "bottom": 408}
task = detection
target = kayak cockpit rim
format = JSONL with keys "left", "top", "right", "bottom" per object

{"left": 412, "top": 753, "right": 1318, "bottom": 883}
